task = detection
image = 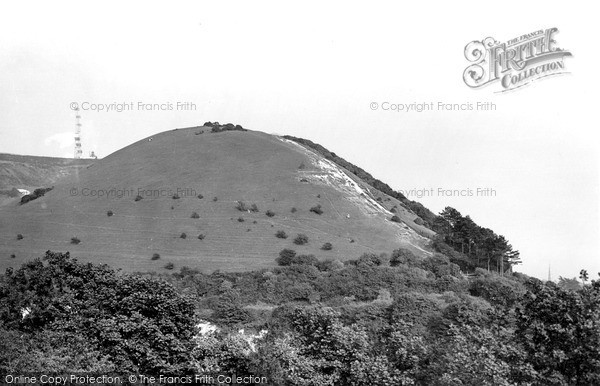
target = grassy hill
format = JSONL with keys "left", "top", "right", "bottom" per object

{"left": 0, "top": 125, "right": 433, "bottom": 272}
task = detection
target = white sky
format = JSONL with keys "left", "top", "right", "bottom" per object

{"left": 0, "top": 1, "right": 598, "bottom": 280}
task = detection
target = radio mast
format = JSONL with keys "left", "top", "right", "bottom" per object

{"left": 74, "top": 108, "right": 83, "bottom": 159}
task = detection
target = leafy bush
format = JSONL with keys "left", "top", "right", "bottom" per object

{"left": 107, "top": 210, "right": 114, "bottom": 217}
{"left": 237, "top": 217, "right": 245, "bottom": 222}
{"left": 151, "top": 253, "right": 161, "bottom": 260}
{"left": 294, "top": 234, "right": 309, "bottom": 245}
{"left": 10, "top": 254, "right": 16, "bottom": 259}
{"left": 197, "top": 234, "right": 205, "bottom": 240}
{"left": 135, "top": 195, "right": 143, "bottom": 201}
{"left": 390, "top": 248, "right": 418, "bottom": 267}
{"left": 164, "top": 262, "right": 175, "bottom": 270}
{"left": 291, "top": 207, "right": 297, "bottom": 213}
{"left": 70, "top": 237, "right": 81, "bottom": 245}
{"left": 213, "top": 197, "right": 218, "bottom": 202}
{"left": 275, "top": 230, "right": 288, "bottom": 239}
{"left": 16, "top": 234, "right": 23, "bottom": 240}
{"left": 414, "top": 217, "right": 425, "bottom": 225}
{"left": 20, "top": 186, "right": 53, "bottom": 205}
{"left": 310, "top": 205, "right": 323, "bottom": 215}
{"left": 191, "top": 212, "right": 200, "bottom": 219}
{"left": 197, "top": 194, "right": 204, "bottom": 199}
{"left": 266, "top": 210, "right": 275, "bottom": 217}
{"left": 277, "top": 249, "right": 297, "bottom": 265}
{"left": 180, "top": 233, "right": 187, "bottom": 239}
{"left": 172, "top": 194, "right": 180, "bottom": 199}
{"left": 390, "top": 215, "right": 401, "bottom": 223}
{"left": 321, "top": 242, "right": 333, "bottom": 251}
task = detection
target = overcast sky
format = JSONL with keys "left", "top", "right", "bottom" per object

{"left": 1, "top": 1, "right": 598, "bottom": 280}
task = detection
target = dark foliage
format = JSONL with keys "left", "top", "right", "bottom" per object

{"left": 20, "top": 187, "right": 53, "bottom": 205}
{"left": 310, "top": 205, "right": 323, "bottom": 215}
{"left": 293, "top": 234, "right": 309, "bottom": 245}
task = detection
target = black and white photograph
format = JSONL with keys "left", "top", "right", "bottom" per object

{"left": 0, "top": 1, "right": 598, "bottom": 385}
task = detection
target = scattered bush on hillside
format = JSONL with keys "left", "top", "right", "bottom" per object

{"left": 191, "top": 212, "right": 200, "bottom": 219}
{"left": 20, "top": 187, "right": 53, "bottom": 205}
{"left": 213, "top": 197, "right": 218, "bottom": 202}
{"left": 172, "top": 194, "right": 180, "bottom": 199}
{"left": 300, "top": 178, "right": 308, "bottom": 182}
{"left": 16, "top": 234, "right": 23, "bottom": 240}
{"left": 197, "top": 234, "right": 205, "bottom": 240}
{"left": 70, "top": 237, "right": 81, "bottom": 245}
{"left": 266, "top": 210, "right": 275, "bottom": 217}
{"left": 107, "top": 210, "right": 114, "bottom": 217}
{"left": 237, "top": 217, "right": 245, "bottom": 223}
{"left": 321, "top": 242, "right": 333, "bottom": 251}
{"left": 414, "top": 217, "right": 425, "bottom": 226}
{"left": 180, "top": 233, "right": 187, "bottom": 239}
{"left": 390, "top": 215, "right": 401, "bottom": 223}
{"left": 151, "top": 253, "right": 160, "bottom": 260}
{"left": 236, "top": 201, "right": 259, "bottom": 212}
{"left": 10, "top": 254, "right": 16, "bottom": 259}
{"left": 253, "top": 220, "right": 257, "bottom": 224}
{"left": 310, "top": 205, "right": 323, "bottom": 215}
{"left": 275, "top": 230, "right": 288, "bottom": 239}
{"left": 391, "top": 206, "right": 397, "bottom": 213}
{"left": 276, "top": 249, "right": 297, "bottom": 265}
{"left": 197, "top": 194, "right": 204, "bottom": 199}
{"left": 298, "top": 162, "right": 306, "bottom": 169}
{"left": 294, "top": 234, "right": 309, "bottom": 245}
{"left": 164, "top": 262, "right": 174, "bottom": 270}
{"left": 135, "top": 195, "right": 143, "bottom": 202}
{"left": 291, "top": 207, "right": 297, "bottom": 213}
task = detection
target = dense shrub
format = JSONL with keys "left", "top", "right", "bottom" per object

{"left": 70, "top": 237, "right": 81, "bottom": 245}
{"left": 172, "top": 194, "right": 180, "bottom": 199}
{"left": 191, "top": 212, "right": 200, "bottom": 219}
{"left": 197, "top": 194, "right": 204, "bottom": 199}
{"left": 266, "top": 210, "right": 275, "bottom": 217}
{"left": 321, "top": 242, "right": 333, "bottom": 251}
{"left": 390, "top": 248, "right": 418, "bottom": 267}
{"left": 236, "top": 201, "right": 259, "bottom": 212}
{"left": 277, "top": 252, "right": 319, "bottom": 267}
{"left": 310, "top": 205, "right": 323, "bottom": 215}
{"left": 275, "top": 230, "right": 288, "bottom": 239}
{"left": 237, "top": 217, "right": 245, "bottom": 223}
{"left": 134, "top": 195, "right": 143, "bottom": 201}
{"left": 291, "top": 207, "right": 297, "bottom": 213}
{"left": 213, "top": 197, "right": 218, "bottom": 201}
{"left": 294, "top": 234, "right": 309, "bottom": 245}
{"left": 197, "top": 234, "right": 205, "bottom": 240}
{"left": 16, "top": 234, "right": 23, "bottom": 240}
{"left": 164, "top": 262, "right": 175, "bottom": 270}
{"left": 107, "top": 210, "right": 114, "bottom": 217}
{"left": 20, "top": 187, "right": 53, "bottom": 205}
{"left": 151, "top": 253, "right": 161, "bottom": 260}
{"left": 207, "top": 122, "right": 247, "bottom": 133}
{"left": 10, "top": 254, "right": 16, "bottom": 259}
{"left": 390, "top": 215, "right": 401, "bottom": 223}
{"left": 277, "top": 249, "right": 297, "bottom": 265}
{"left": 180, "top": 233, "right": 187, "bottom": 239}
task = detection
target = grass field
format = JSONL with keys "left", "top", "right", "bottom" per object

{"left": 0, "top": 126, "right": 433, "bottom": 273}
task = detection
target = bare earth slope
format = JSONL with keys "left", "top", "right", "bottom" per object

{"left": 0, "top": 127, "right": 432, "bottom": 272}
